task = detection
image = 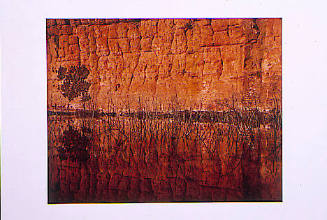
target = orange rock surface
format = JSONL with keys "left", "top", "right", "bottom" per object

{"left": 46, "top": 18, "right": 281, "bottom": 112}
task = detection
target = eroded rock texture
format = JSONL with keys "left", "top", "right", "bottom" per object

{"left": 46, "top": 18, "right": 281, "bottom": 111}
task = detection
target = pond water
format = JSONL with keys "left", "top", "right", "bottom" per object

{"left": 48, "top": 115, "right": 282, "bottom": 203}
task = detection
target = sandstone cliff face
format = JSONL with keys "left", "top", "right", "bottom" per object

{"left": 46, "top": 18, "right": 281, "bottom": 112}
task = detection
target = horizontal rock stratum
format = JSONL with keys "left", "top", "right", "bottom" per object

{"left": 46, "top": 18, "right": 281, "bottom": 112}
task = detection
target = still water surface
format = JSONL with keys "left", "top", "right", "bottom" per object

{"left": 48, "top": 115, "right": 281, "bottom": 203}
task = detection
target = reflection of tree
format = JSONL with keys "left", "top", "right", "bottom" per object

{"left": 57, "top": 65, "right": 91, "bottom": 108}
{"left": 57, "top": 126, "right": 90, "bottom": 162}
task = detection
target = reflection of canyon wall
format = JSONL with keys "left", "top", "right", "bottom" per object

{"left": 46, "top": 18, "right": 281, "bottom": 111}
{"left": 48, "top": 118, "right": 281, "bottom": 202}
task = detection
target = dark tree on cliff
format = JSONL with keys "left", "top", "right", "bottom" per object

{"left": 57, "top": 65, "right": 91, "bottom": 108}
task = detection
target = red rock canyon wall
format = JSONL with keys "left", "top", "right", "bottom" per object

{"left": 46, "top": 18, "right": 281, "bottom": 112}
